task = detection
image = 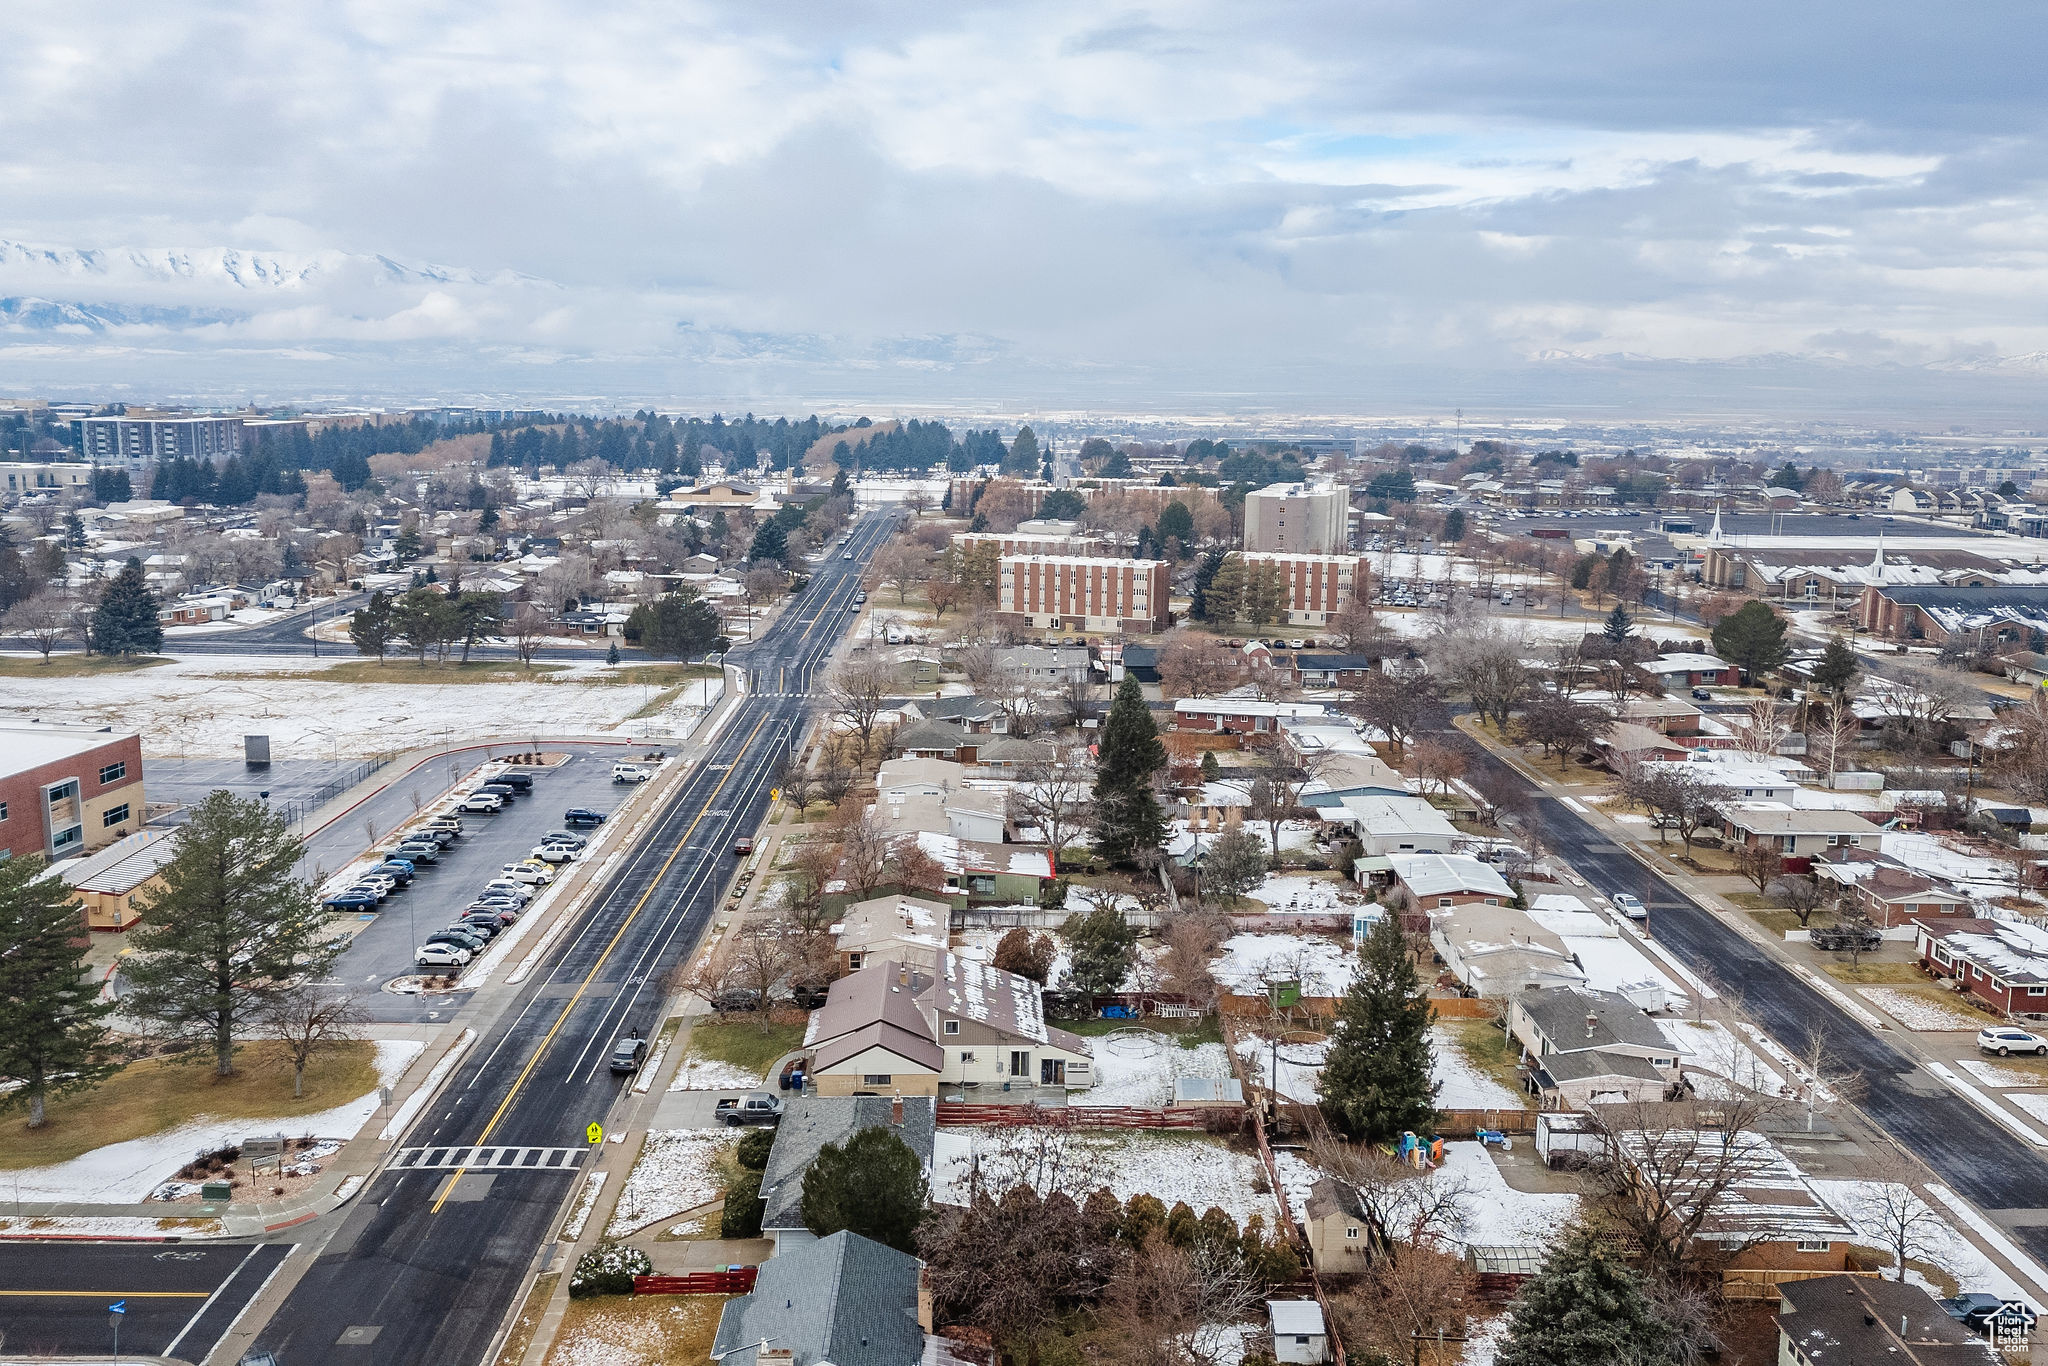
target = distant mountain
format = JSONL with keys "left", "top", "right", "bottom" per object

{"left": 0, "top": 296, "right": 242, "bottom": 330}
{"left": 0, "top": 239, "right": 506, "bottom": 293}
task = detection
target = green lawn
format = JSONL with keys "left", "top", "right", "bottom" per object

{"left": 1442, "top": 1018, "right": 1528, "bottom": 1100}
{"left": 0, "top": 653, "right": 166, "bottom": 677}
{"left": 684, "top": 1020, "right": 806, "bottom": 1074}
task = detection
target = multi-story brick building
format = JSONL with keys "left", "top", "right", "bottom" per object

{"left": 956, "top": 531, "right": 1108, "bottom": 557}
{"left": 72, "top": 414, "right": 243, "bottom": 470}
{"left": 0, "top": 721, "right": 146, "bottom": 861}
{"left": 1234, "top": 552, "right": 1370, "bottom": 626}
{"left": 1244, "top": 482, "right": 1350, "bottom": 553}
{"left": 997, "top": 555, "right": 1170, "bottom": 633}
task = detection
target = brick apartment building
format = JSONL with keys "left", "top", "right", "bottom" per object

{"left": 1235, "top": 552, "right": 1371, "bottom": 626}
{"left": 956, "top": 531, "right": 1108, "bottom": 557}
{"left": 997, "top": 555, "right": 1170, "bottom": 633}
{"left": 0, "top": 721, "right": 146, "bottom": 861}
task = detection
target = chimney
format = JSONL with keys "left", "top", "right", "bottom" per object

{"left": 892, "top": 1093, "right": 904, "bottom": 1124}
{"left": 760, "top": 1350, "right": 795, "bottom": 1366}
{"left": 1586, "top": 1013, "right": 1598, "bottom": 1038}
{"left": 898, "top": 963, "right": 909, "bottom": 987}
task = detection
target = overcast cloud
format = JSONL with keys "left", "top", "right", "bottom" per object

{"left": 3, "top": 1, "right": 2046, "bottom": 416}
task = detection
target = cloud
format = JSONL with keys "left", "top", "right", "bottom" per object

{"left": 0, "top": 1, "right": 2044, "bottom": 414}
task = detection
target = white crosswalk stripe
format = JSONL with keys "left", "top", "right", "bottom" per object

{"left": 388, "top": 1145, "right": 587, "bottom": 1171}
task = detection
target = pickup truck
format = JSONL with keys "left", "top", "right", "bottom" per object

{"left": 715, "top": 1093, "right": 785, "bottom": 1126}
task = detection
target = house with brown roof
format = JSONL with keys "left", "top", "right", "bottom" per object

{"left": 1812, "top": 849, "right": 1973, "bottom": 928}
{"left": 832, "top": 893, "right": 951, "bottom": 976}
{"left": 1716, "top": 805, "right": 1882, "bottom": 864}
{"left": 1777, "top": 1275, "right": 1997, "bottom": 1365}
{"left": 804, "top": 955, "right": 1094, "bottom": 1096}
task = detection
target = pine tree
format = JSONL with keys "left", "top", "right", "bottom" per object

{"left": 1318, "top": 912, "right": 1437, "bottom": 1142}
{"left": 1200, "top": 750, "right": 1222, "bottom": 781}
{"left": 1810, "top": 636, "right": 1859, "bottom": 698}
{"left": 751, "top": 518, "right": 788, "bottom": 564}
{"left": 1061, "top": 906, "right": 1138, "bottom": 997}
{"left": 1496, "top": 1232, "right": 1676, "bottom": 1366}
{"left": 802, "top": 1126, "right": 928, "bottom": 1253}
{"left": 89, "top": 556, "right": 162, "bottom": 655}
{"left": 1091, "top": 674, "right": 1167, "bottom": 865}
{"left": 1003, "top": 426, "right": 1041, "bottom": 477}
{"left": 1601, "top": 602, "right": 1635, "bottom": 645}
{"left": 348, "top": 591, "right": 394, "bottom": 661}
{"left": 1442, "top": 508, "right": 1466, "bottom": 543}
{"left": 0, "top": 856, "right": 121, "bottom": 1128}
{"left": 123, "top": 792, "right": 340, "bottom": 1076}
{"left": 1711, "top": 600, "right": 1789, "bottom": 684}
{"left": 606, "top": 640, "right": 621, "bottom": 665}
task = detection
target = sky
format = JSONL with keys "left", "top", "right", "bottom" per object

{"left": 4, "top": 2, "right": 2048, "bottom": 420}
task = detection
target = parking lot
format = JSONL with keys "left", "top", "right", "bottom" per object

{"left": 0, "top": 1241, "right": 291, "bottom": 1362}
{"left": 316, "top": 747, "right": 643, "bottom": 1021}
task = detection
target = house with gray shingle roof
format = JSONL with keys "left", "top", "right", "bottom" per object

{"left": 758, "top": 1095, "right": 937, "bottom": 1251}
{"left": 712, "top": 1231, "right": 928, "bottom": 1366}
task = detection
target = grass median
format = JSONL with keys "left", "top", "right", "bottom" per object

{"left": 0, "top": 1040, "right": 380, "bottom": 1169}
{"left": 0, "top": 654, "right": 167, "bottom": 677}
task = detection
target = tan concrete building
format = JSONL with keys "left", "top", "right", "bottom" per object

{"left": 1243, "top": 482, "right": 1350, "bottom": 554}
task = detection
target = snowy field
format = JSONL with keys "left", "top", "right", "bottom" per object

{"left": 1861, "top": 986, "right": 1981, "bottom": 1032}
{"left": 0, "top": 654, "right": 684, "bottom": 757}
{"left": 931, "top": 1128, "right": 1282, "bottom": 1226}
{"left": 1234, "top": 1035, "right": 1328, "bottom": 1104}
{"left": 667, "top": 1055, "right": 764, "bottom": 1092}
{"left": 1232, "top": 1026, "right": 1523, "bottom": 1110}
{"left": 1248, "top": 874, "right": 1365, "bottom": 915}
{"left": 1439, "top": 1141, "right": 1580, "bottom": 1246}
{"left": 1084, "top": 1035, "right": 1234, "bottom": 1108}
{"left": 605, "top": 1128, "right": 739, "bottom": 1235}
{"left": 9, "top": 1039, "right": 421, "bottom": 1203}
{"left": 1212, "top": 932, "right": 1357, "bottom": 997}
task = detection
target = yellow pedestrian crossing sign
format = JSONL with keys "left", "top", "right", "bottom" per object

{"left": 771, "top": 788, "right": 781, "bottom": 800}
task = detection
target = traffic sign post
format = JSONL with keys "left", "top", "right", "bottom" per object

{"left": 109, "top": 1300, "right": 126, "bottom": 1359}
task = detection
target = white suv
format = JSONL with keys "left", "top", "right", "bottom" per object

{"left": 611, "top": 763, "right": 653, "bottom": 783}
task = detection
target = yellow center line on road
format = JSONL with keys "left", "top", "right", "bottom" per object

{"left": 0, "top": 1289, "right": 212, "bottom": 1298}
{"left": 429, "top": 710, "right": 773, "bottom": 1214}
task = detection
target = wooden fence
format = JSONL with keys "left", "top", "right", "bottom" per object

{"left": 935, "top": 1103, "right": 1233, "bottom": 1129}
{"left": 634, "top": 1268, "right": 757, "bottom": 1295}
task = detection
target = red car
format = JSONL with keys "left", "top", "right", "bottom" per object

{"left": 733, "top": 837, "right": 755, "bottom": 856}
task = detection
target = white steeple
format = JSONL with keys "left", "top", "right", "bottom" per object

{"left": 1869, "top": 530, "right": 1886, "bottom": 578}
{"left": 1707, "top": 504, "right": 1725, "bottom": 545}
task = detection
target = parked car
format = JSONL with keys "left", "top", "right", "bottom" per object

{"left": 500, "top": 862, "right": 553, "bottom": 885}
{"left": 530, "top": 844, "right": 577, "bottom": 864}
{"left": 495, "top": 771, "right": 534, "bottom": 793}
{"left": 479, "top": 782, "right": 519, "bottom": 803}
{"left": 611, "top": 763, "right": 653, "bottom": 784}
{"left": 711, "top": 987, "right": 764, "bottom": 1013}
{"left": 1979, "top": 1027, "right": 2048, "bottom": 1057}
{"left": 1941, "top": 1293, "right": 2037, "bottom": 1337}
{"left": 1611, "top": 893, "right": 1647, "bottom": 921}
{"left": 393, "top": 840, "right": 441, "bottom": 863}
{"left": 1287, "top": 638, "right": 1306, "bottom": 649}
{"left": 355, "top": 874, "right": 398, "bottom": 899}
{"left": 376, "top": 861, "right": 416, "bottom": 885}
{"left": 608, "top": 1032, "right": 649, "bottom": 1076}
{"left": 427, "top": 929, "right": 487, "bottom": 954}
{"left": 716, "top": 1092, "right": 785, "bottom": 1125}
{"left": 450, "top": 918, "right": 497, "bottom": 940}
{"left": 416, "top": 943, "right": 472, "bottom": 968}
{"left": 461, "top": 793, "right": 504, "bottom": 813}
{"left": 563, "top": 807, "right": 607, "bottom": 827}
{"left": 324, "top": 888, "right": 381, "bottom": 911}
{"left": 424, "top": 816, "right": 463, "bottom": 839}
{"left": 480, "top": 881, "right": 535, "bottom": 903}
{"left": 733, "top": 836, "right": 755, "bottom": 856}
{"left": 1690, "top": 687, "right": 1714, "bottom": 701}
{"left": 541, "top": 830, "right": 589, "bottom": 850}
{"left": 854, "top": 591, "right": 867, "bottom": 604}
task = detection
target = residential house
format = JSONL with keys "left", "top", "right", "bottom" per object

{"left": 1718, "top": 806, "right": 1882, "bottom": 865}
{"left": 874, "top": 787, "right": 1008, "bottom": 846}
{"left": 1594, "top": 723, "right": 1691, "bottom": 769}
{"left": 1612, "top": 695, "right": 1705, "bottom": 736}
{"left": 994, "top": 644, "right": 1092, "bottom": 688}
{"left": 804, "top": 956, "right": 1093, "bottom": 1095}
{"left": 1508, "top": 987, "right": 1685, "bottom": 1109}
{"left": 711, "top": 1231, "right": 930, "bottom": 1366}
{"left": 1291, "top": 653, "right": 1384, "bottom": 689}
{"left": 833, "top": 893, "right": 951, "bottom": 975}
{"left": 1324, "top": 794, "right": 1458, "bottom": 857}
{"left": 1171, "top": 698, "right": 1331, "bottom": 736}
{"left": 901, "top": 696, "right": 1009, "bottom": 734}
{"left": 967, "top": 736, "right": 1058, "bottom": 776}
{"left": 874, "top": 757, "right": 967, "bottom": 798}
{"left": 1119, "top": 642, "right": 1162, "bottom": 684}
{"left": 1266, "top": 1301, "right": 1330, "bottom": 1366}
{"left": 1917, "top": 917, "right": 2048, "bottom": 1017}
{"left": 1777, "top": 1275, "right": 1998, "bottom": 1366}
{"left": 2002, "top": 651, "right": 2048, "bottom": 687}
{"left": 1390, "top": 853, "right": 1514, "bottom": 910}
{"left": 54, "top": 828, "right": 177, "bottom": 932}
{"left": 757, "top": 1095, "right": 937, "bottom": 1250}
{"left": 911, "top": 832, "right": 1055, "bottom": 905}
{"left": 1432, "top": 904, "right": 1587, "bottom": 998}
{"left": 1812, "top": 849, "right": 1973, "bottom": 928}
{"left": 1609, "top": 1128, "right": 1862, "bottom": 1298}
{"left": 1301, "top": 1179, "right": 1374, "bottom": 1274}
{"left": 888, "top": 721, "right": 977, "bottom": 763}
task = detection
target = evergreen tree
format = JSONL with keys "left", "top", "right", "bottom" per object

{"left": 1189, "top": 548, "right": 1227, "bottom": 621}
{"left": 1810, "top": 635, "right": 1860, "bottom": 698}
{"left": 627, "top": 589, "right": 723, "bottom": 659}
{"left": 89, "top": 556, "right": 162, "bottom": 655}
{"left": 1200, "top": 750, "right": 1222, "bottom": 781}
{"left": 1102, "top": 449, "right": 1133, "bottom": 478}
{"left": 802, "top": 1126, "right": 928, "bottom": 1253}
{"left": 1002, "top": 425, "right": 1041, "bottom": 477}
{"left": 63, "top": 510, "right": 86, "bottom": 549}
{"left": 348, "top": 591, "right": 395, "bottom": 661}
{"left": 91, "top": 466, "right": 132, "bottom": 504}
{"left": 1496, "top": 1232, "right": 1676, "bottom": 1366}
{"left": 1710, "top": 600, "right": 1789, "bottom": 684}
{"left": 1318, "top": 913, "right": 1437, "bottom": 1142}
{"left": 1155, "top": 500, "right": 1195, "bottom": 557}
{"left": 0, "top": 856, "right": 122, "bottom": 1128}
{"left": 1091, "top": 674, "right": 1167, "bottom": 865}
{"left": 606, "top": 640, "right": 621, "bottom": 665}
{"left": 451, "top": 591, "right": 504, "bottom": 663}
{"left": 1061, "top": 906, "right": 1138, "bottom": 997}
{"left": 1441, "top": 508, "right": 1466, "bottom": 543}
{"left": 832, "top": 466, "right": 850, "bottom": 495}
{"left": 750, "top": 518, "right": 788, "bottom": 564}
{"left": 1601, "top": 602, "right": 1635, "bottom": 645}
{"left": 124, "top": 792, "right": 339, "bottom": 1076}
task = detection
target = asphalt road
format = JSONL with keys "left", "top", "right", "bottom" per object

{"left": 247, "top": 509, "right": 897, "bottom": 1366}
{"left": 0, "top": 1241, "right": 290, "bottom": 1361}
{"left": 1444, "top": 723, "right": 2048, "bottom": 1263}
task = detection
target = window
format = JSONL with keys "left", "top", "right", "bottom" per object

{"left": 1344, "top": 1226, "right": 1360, "bottom": 1240}
{"left": 98, "top": 760, "right": 127, "bottom": 785}
{"left": 863, "top": 1074, "right": 892, "bottom": 1086}
{"left": 846, "top": 952, "right": 863, "bottom": 971}
{"left": 0, "top": 801, "right": 7, "bottom": 822}
{"left": 1794, "top": 1240, "right": 1832, "bottom": 1253}
{"left": 102, "top": 804, "right": 131, "bottom": 829}
{"left": 1438, "top": 897, "right": 1453, "bottom": 909}
{"left": 944, "top": 1020, "right": 960, "bottom": 1035}
{"left": 2029, "top": 988, "right": 2046, "bottom": 998}
{"left": 1010, "top": 1050, "right": 1030, "bottom": 1076}
{"left": 958, "top": 1051, "right": 976, "bottom": 1063}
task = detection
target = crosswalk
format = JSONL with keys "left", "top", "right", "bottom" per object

{"left": 388, "top": 1145, "right": 588, "bottom": 1172}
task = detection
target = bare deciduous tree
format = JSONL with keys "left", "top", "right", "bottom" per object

{"left": 4, "top": 590, "right": 71, "bottom": 660}
{"left": 510, "top": 603, "right": 548, "bottom": 666}
{"left": 259, "top": 985, "right": 367, "bottom": 1098}
{"left": 827, "top": 655, "right": 895, "bottom": 761}
{"left": 1010, "top": 757, "right": 1095, "bottom": 873}
{"left": 1409, "top": 738, "right": 1466, "bottom": 796}
{"left": 1099, "top": 1239, "right": 1267, "bottom": 1366}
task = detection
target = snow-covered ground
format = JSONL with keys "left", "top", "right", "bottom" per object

{"left": 1084, "top": 1035, "right": 1234, "bottom": 1108}
{"left": 931, "top": 1128, "right": 1282, "bottom": 1226}
{"left": 7, "top": 1039, "right": 421, "bottom": 1203}
{"left": 605, "top": 1129, "right": 739, "bottom": 1235}
{"left": 1439, "top": 1141, "right": 1580, "bottom": 1247}
{"left": 1861, "top": 986, "right": 1980, "bottom": 1032}
{"left": 1813, "top": 1179, "right": 2030, "bottom": 1300}
{"left": 1881, "top": 832, "right": 2029, "bottom": 902}
{"left": 1232, "top": 1026, "right": 1523, "bottom": 1111}
{"left": 1234, "top": 1035, "right": 1328, "bottom": 1104}
{"left": 1248, "top": 874, "right": 1364, "bottom": 915}
{"left": 0, "top": 654, "right": 679, "bottom": 756}
{"left": 1662, "top": 1019, "right": 1785, "bottom": 1096}
{"left": 667, "top": 1055, "right": 764, "bottom": 1092}
{"left": 1212, "top": 932, "right": 1357, "bottom": 997}
{"left": 1957, "top": 1060, "right": 2046, "bottom": 1088}
{"left": 2003, "top": 1094, "right": 2048, "bottom": 1127}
